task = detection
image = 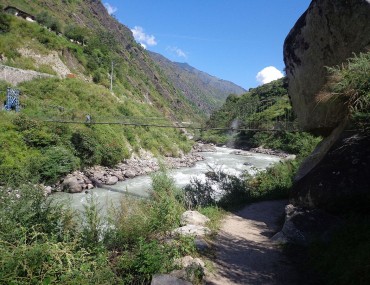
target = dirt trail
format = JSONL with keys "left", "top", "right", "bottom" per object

{"left": 205, "top": 200, "right": 301, "bottom": 285}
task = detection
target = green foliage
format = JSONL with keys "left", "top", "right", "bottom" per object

{"left": 250, "top": 131, "right": 321, "bottom": 158}
{"left": 64, "top": 24, "right": 90, "bottom": 43}
{"left": 249, "top": 161, "right": 297, "bottom": 200}
{"left": 149, "top": 168, "right": 185, "bottom": 232}
{"left": 81, "top": 194, "right": 103, "bottom": 247}
{"left": 71, "top": 128, "right": 101, "bottom": 166}
{"left": 115, "top": 238, "right": 179, "bottom": 284}
{"left": 184, "top": 161, "right": 297, "bottom": 210}
{"left": 327, "top": 51, "right": 370, "bottom": 129}
{"left": 36, "top": 11, "right": 62, "bottom": 33}
{"left": 0, "top": 172, "right": 204, "bottom": 284}
{"left": 36, "top": 146, "right": 80, "bottom": 184}
{"left": 0, "top": 10, "right": 11, "bottom": 34}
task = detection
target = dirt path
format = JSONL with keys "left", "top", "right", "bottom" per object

{"left": 205, "top": 200, "right": 301, "bottom": 285}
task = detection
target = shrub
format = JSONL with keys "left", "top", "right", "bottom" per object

{"left": 36, "top": 146, "right": 80, "bottom": 184}
{"left": 64, "top": 24, "right": 90, "bottom": 43}
{"left": 114, "top": 238, "right": 179, "bottom": 284}
{"left": 0, "top": 11, "right": 11, "bottom": 34}
{"left": 183, "top": 161, "right": 298, "bottom": 210}
{"left": 36, "top": 11, "right": 62, "bottom": 33}
{"left": 327, "top": 51, "right": 370, "bottom": 128}
{"left": 71, "top": 128, "right": 101, "bottom": 166}
{"left": 149, "top": 168, "right": 184, "bottom": 232}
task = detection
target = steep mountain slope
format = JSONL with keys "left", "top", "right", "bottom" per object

{"left": 0, "top": 0, "right": 204, "bottom": 122}
{"left": 149, "top": 51, "right": 246, "bottom": 114}
{"left": 0, "top": 0, "right": 207, "bottom": 186}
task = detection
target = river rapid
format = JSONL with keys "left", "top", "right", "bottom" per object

{"left": 53, "top": 147, "right": 280, "bottom": 211}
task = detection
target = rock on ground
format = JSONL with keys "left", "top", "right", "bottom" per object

{"left": 172, "top": 225, "right": 211, "bottom": 237}
{"left": 180, "top": 210, "right": 210, "bottom": 226}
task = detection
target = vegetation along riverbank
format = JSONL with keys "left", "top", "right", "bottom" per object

{"left": 1, "top": 0, "right": 369, "bottom": 284}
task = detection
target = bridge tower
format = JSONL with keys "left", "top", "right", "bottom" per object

{"left": 3, "top": 88, "right": 20, "bottom": 112}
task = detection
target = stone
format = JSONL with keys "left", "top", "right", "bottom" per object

{"left": 124, "top": 169, "right": 136, "bottom": 178}
{"left": 272, "top": 204, "right": 341, "bottom": 246}
{"left": 172, "top": 225, "right": 211, "bottom": 237}
{"left": 180, "top": 210, "right": 210, "bottom": 226}
{"left": 284, "top": 0, "right": 370, "bottom": 134}
{"left": 62, "top": 176, "right": 83, "bottom": 193}
{"left": 105, "top": 175, "right": 118, "bottom": 185}
{"left": 44, "top": 186, "right": 52, "bottom": 196}
{"left": 172, "top": 256, "right": 205, "bottom": 283}
{"left": 282, "top": 154, "right": 296, "bottom": 162}
{"left": 291, "top": 133, "right": 370, "bottom": 213}
{"left": 151, "top": 274, "right": 192, "bottom": 285}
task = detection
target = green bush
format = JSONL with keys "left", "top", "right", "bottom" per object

{"left": 64, "top": 24, "right": 90, "bottom": 43}
{"left": 71, "top": 128, "right": 101, "bottom": 166}
{"left": 327, "top": 51, "right": 370, "bottom": 129}
{"left": 36, "top": 146, "right": 80, "bottom": 184}
{"left": 115, "top": 238, "right": 179, "bottom": 284}
{"left": 184, "top": 161, "right": 298, "bottom": 210}
{"left": 149, "top": 168, "right": 185, "bottom": 232}
{"left": 0, "top": 11, "right": 11, "bottom": 34}
{"left": 36, "top": 11, "right": 62, "bottom": 33}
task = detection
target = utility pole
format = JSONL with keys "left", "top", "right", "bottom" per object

{"left": 110, "top": 61, "right": 114, "bottom": 92}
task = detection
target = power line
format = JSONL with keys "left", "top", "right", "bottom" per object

{"left": 41, "top": 119, "right": 300, "bottom": 132}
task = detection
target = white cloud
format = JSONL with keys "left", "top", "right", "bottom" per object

{"left": 104, "top": 2, "right": 117, "bottom": 15}
{"left": 166, "top": 46, "right": 187, "bottom": 58}
{"left": 256, "top": 66, "right": 284, "bottom": 85}
{"left": 140, "top": 43, "right": 147, "bottom": 49}
{"left": 131, "top": 26, "right": 157, "bottom": 46}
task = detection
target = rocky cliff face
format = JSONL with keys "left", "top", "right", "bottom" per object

{"left": 284, "top": 0, "right": 370, "bottom": 135}
{"left": 291, "top": 132, "right": 370, "bottom": 213}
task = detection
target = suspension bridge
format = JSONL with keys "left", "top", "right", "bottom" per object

{"left": 2, "top": 88, "right": 300, "bottom": 132}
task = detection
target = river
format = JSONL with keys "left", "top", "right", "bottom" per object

{"left": 53, "top": 147, "right": 280, "bottom": 210}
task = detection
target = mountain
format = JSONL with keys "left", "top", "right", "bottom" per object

{"left": 0, "top": 0, "right": 205, "bottom": 122}
{"left": 149, "top": 51, "right": 246, "bottom": 114}
{"left": 0, "top": 0, "right": 212, "bottom": 186}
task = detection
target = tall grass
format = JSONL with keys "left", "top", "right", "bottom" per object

{"left": 0, "top": 169, "right": 202, "bottom": 284}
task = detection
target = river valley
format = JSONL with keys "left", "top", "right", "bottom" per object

{"left": 54, "top": 147, "right": 281, "bottom": 211}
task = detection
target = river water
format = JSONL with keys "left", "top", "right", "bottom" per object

{"left": 53, "top": 147, "right": 280, "bottom": 210}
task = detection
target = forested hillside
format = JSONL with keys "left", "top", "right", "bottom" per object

{"left": 0, "top": 0, "right": 209, "bottom": 186}
{"left": 202, "top": 78, "right": 321, "bottom": 157}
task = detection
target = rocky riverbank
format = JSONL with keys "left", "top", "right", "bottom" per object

{"left": 58, "top": 143, "right": 216, "bottom": 193}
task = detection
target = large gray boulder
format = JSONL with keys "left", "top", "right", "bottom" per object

{"left": 291, "top": 133, "right": 370, "bottom": 213}
{"left": 272, "top": 204, "right": 341, "bottom": 246}
{"left": 62, "top": 174, "right": 85, "bottom": 193}
{"left": 180, "top": 210, "right": 210, "bottom": 226}
{"left": 284, "top": 0, "right": 370, "bottom": 135}
{"left": 172, "top": 225, "right": 211, "bottom": 237}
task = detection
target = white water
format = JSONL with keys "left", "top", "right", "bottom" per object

{"left": 53, "top": 147, "right": 280, "bottom": 210}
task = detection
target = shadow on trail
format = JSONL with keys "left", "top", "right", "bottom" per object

{"left": 205, "top": 200, "right": 306, "bottom": 285}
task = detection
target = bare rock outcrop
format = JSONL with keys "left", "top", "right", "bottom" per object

{"left": 284, "top": 0, "right": 370, "bottom": 135}
{"left": 290, "top": 132, "right": 370, "bottom": 213}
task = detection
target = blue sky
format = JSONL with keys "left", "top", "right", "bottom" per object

{"left": 103, "top": 1, "right": 311, "bottom": 90}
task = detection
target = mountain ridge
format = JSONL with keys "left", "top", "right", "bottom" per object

{"left": 149, "top": 51, "right": 246, "bottom": 114}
